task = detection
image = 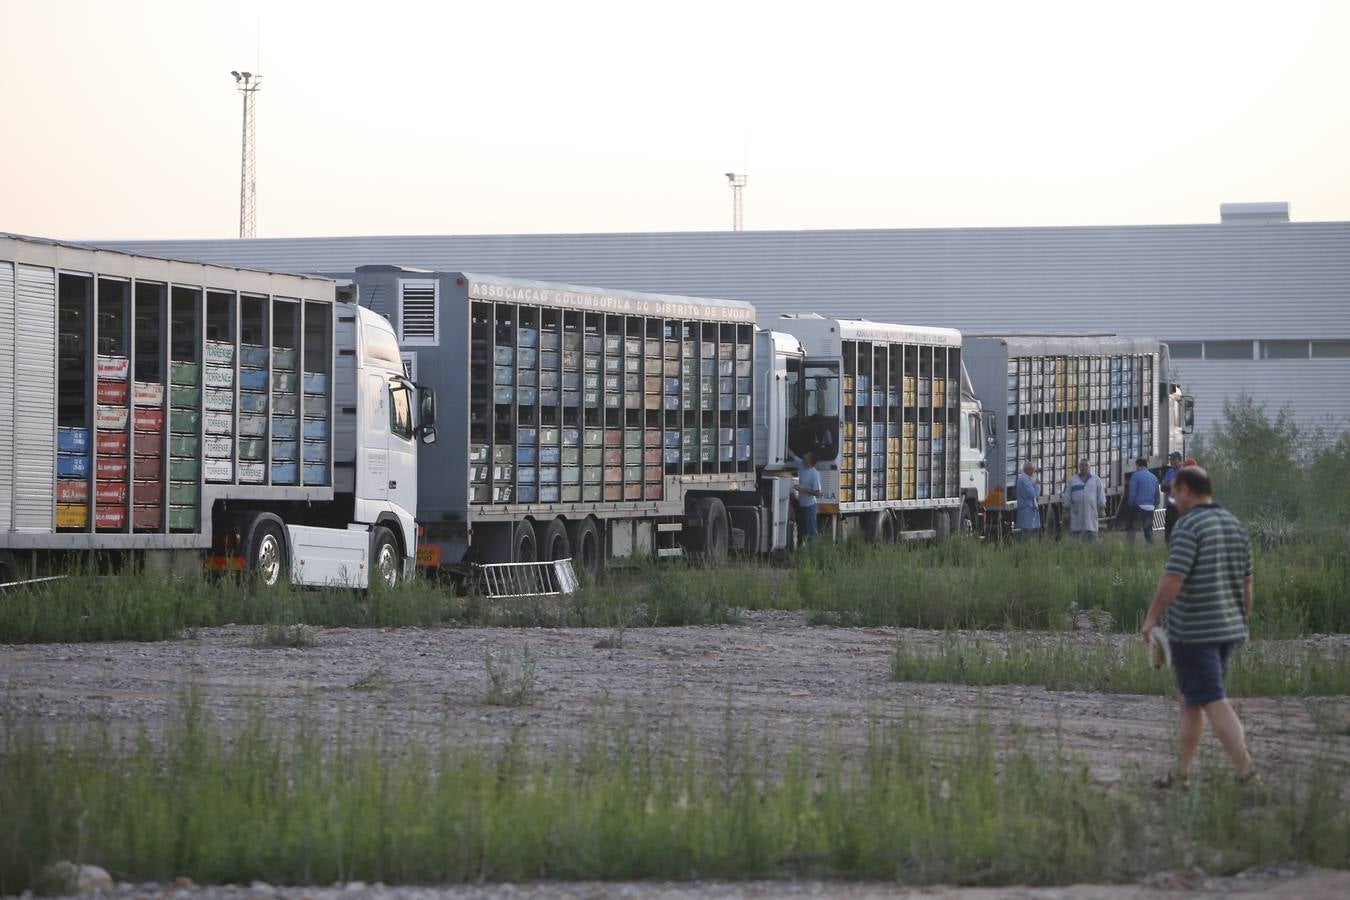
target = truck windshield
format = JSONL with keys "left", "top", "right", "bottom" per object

{"left": 788, "top": 361, "right": 840, "bottom": 461}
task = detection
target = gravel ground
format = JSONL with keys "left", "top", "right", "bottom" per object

{"left": 4, "top": 613, "right": 1348, "bottom": 898}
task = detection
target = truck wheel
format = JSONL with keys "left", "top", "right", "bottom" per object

{"left": 933, "top": 508, "right": 951, "bottom": 542}
{"left": 371, "top": 527, "right": 401, "bottom": 590}
{"left": 691, "top": 498, "right": 729, "bottom": 564}
{"left": 863, "top": 510, "right": 895, "bottom": 543}
{"left": 248, "top": 520, "right": 288, "bottom": 587}
{"left": 569, "top": 517, "right": 603, "bottom": 578}
{"left": 880, "top": 511, "right": 897, "bottom": 542}
{"left": 958, "top": 503, "right": 976, "bottom": 537}
{"left": 540, "top": 518, "right": 571, "bottom": 562}
{"left": 511, "top": 520, "right": 539, "bottom": 563}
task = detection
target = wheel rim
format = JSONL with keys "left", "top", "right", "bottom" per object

{"left": 256, "top": 534, "right": 281, "bottom": 586}
{"left": 377, "top": 542, "right": 399, "bottom": 587}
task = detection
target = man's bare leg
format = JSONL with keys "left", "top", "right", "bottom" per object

{"left": 1178, "top": 701, "right": 1204, "bottom": 777}
{"left": 1203, "top": 699, "right": 1255, "bottom": 776}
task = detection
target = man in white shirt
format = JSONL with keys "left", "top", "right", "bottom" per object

{"left": 785, "top": 447, "right": 822, "bottom": 542}
{"left": 1061, "top": 458, "right": 1106, "bottom": 543}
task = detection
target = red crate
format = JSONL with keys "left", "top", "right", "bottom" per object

{"left": 96, "top": 481, "right": 127, "bottom": 505}
{"left": 133, "top": 408, "right": 165, "bottom": 432}
{"left": 624, "top": 483, "right": 641, "bottom": 500}
{"left": 133, "top": 480, "right": 164, "bottom": 506}
{"left": 98, "top": 379, "right": 129, "bottom": 404}
{"left": 603, "top": 484, "right": 622, "bottom": 501}
{"left": 645, "top": 429, "right": 661, "bottom": 445}
{"left": 603, "top": 448, "right": 622, "bottom": 466}
{"left": 56, "top": 479, "right": 88, "bottom": 503}
{"left": 603, "top": 466, "right": 622, "bottom": 482}
{"left": 96, "top": 430, "right": 128, "bottom": 456}
{"left": 133, "top": 506, "right": 162, "bottom": 530}
{"left": 135, "top": 436, "right": 164, "bottom": 459}
{"left": 95, "top": 506, "right": 126, "bottom": 530}
{"left": 133, "top": 457, "right": 162, "bottom": 480}
{"left": 96, "top": 457, "right": 128, "bottom": 480}
{"left": 643, "top": 448, "right": 661, "bottom": 465}
{"left": 644, "top": 465, "right": 662, "bottom": 481}
{"left": 644, "top": 483, "right": 663, "bottom": 500}
{"left": 604, "top": 430, "right": 622, "bottom": 447}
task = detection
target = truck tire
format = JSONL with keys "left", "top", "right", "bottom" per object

{"left": 568, "top": 517, "right": 603, "bottom": 578}
{"left": 247, "top": 520, "right": 288, "bottom": 587}
{"left": 689, "top": 497, "right": 730, "bottom": 564}
{"left": 863, "top": 510, "right": 894, "bottom": 543}
{"left": 933, "top": 508, "right": 951, "bottom": 542}
{"left": 371, "top": 526, "right": 401, "bottom": 590}
{"left": 727, "top": 506, "right": 761, "bottom": 556}
{"left": 957, "top": 503, "right": 976, "bottom": 538}
{"left": 540, "top": 518, "right": 571, "bottom": 562}
{"left": 511, "top": 520, "right": 539, "bottom": 563}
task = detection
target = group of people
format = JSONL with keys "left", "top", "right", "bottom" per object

{"left": 1014, "top": 450, "right": 1196, "bottom": 544}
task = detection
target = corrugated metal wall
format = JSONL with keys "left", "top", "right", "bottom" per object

{"left": 97, "top": 219, "right": 1350, "bottom": 438}
{"left": 0, "top": 262, "right": 15, "bottom": 531}
{"left": 12, "top": 264, "right": 56, "bottom": 532}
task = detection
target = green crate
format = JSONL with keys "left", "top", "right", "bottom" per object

{"left": 170, "top": 410, "right": 200, "bottom": 434}
{"left": 168, "top": 482, "right": 198, "bottom": 506}
{"left": 169, "top": 458, "right": 200, "bottom": 481}
{"left": 170, "top": 385, "right": 201, "bottom": 408}
{"left": 170, "top": 361, "right": 200, "bottom": 387}
{"left": 168, "top": 505, "right": 198, "bottom": 531}
{"left": 238, "top": 437, "right": 266, "bottom": 460}
{"left": 169, "top": 433, "right": 200, "bottom": 457}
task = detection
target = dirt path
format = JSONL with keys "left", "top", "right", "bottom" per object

{"left": 3, "top": 613, "right": 1347, "bottom": 786}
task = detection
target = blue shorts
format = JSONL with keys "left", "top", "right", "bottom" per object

{"left": 1169, "top": 641, "right": 1237, "bottom": 707}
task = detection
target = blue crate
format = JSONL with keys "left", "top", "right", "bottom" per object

{"left": 519, "top": 427, "right": 538, "bottom": 443}
{"left": 664, "top": 449, "right": 682, "bottom": 464}
{"left": 517, "top": 369, "right": 538, "bottom": 387}
{"left": 539, "top": 485, "right": 560, "bottom": 503}
{"left": 517, "top": 328, "right": 538, "bottom": 349}
{"left": 302, "top": 372, "right": 329, "bottom": 395}
{"left": 562, "top": 428, "right": 581, "bottom": 447}
{"left": 57, "top": 453, "right": 90, "bottom": 477}
{"left": 563, "top": 392, "right": 580, "bottom": 408}
{"left": 540, "top": 446, "right": 561, "bottom": 465}
{"left": 494, "top": 346, "right": 515, "bottom": 365}
{"left": 239, "top": 369, "right": 269, "bottom": 391}
{"left": 302, "top": 463, "right": 329, "bottom": 484}
{"left": 540, "top": 466, "right": 560, "bottom": 484}
{"left": 541, "top": 390, "right": 560, "bottom": 406}
{"left": 494, "top": 366, "right": 514, "bottom": 385}
{"left": 518, "top": 484, "right": 538, "bottom": 503}
{"left": 271, "top": 440, "right": 297, "bottom": 461}
{"left": 517, "top": 348, "right": 538, "bottom": 368}
{"left": 516, "top": 446, "right": 537, "bottom": 464}
{"left": 240, "top": 345, "right": 269, "bottom": 368}
{"left": 58, "top": 427, "right": 90, "bottom": 453}
{"left": 665, "top": 430, "right": 681, "bottom": 447}
{"left": 518, "top": 387, "right": 538, "bottom": 405}
{"left": 541, "top": 351, "right": 560, "bottom": 369}
{"left": 540, "top": 371, "right": 559, "bottom": 389}
{"left": 272, "top": 417, "right": 299, "bottom": 440}
{"left": 494, "top": 386, "right": 514, "bottom": 405}
{"left": 271, "top": 461, "right": 299, "bottom": 483}
{"left": 239, "top": 391, "right": 267, "bottom": 414}
{"left": 518, "top": 466, "right": 537, "bottom": 484}
{"left": 562, "top": 372, "right": 581, "bottom": 390}
{"left": 303, "top": 419, "right": 329, "bottom": 441}
{"left": 719, "top": 445, "right": 734, "bottom": 462}
{"left": 737, "top": 445, "right": 751, "bottom": 461}
{"left": 302, "top": 441, "right": 329, "bottom": 463}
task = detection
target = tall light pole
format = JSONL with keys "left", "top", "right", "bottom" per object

{"left": 231, "top": 70, "right": 262, "bottom": 238}
{"left": 725, "top": 172, "right": 747, "bottom": 231}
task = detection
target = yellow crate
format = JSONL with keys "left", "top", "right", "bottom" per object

{"left": 887, "top": 437, "right": 900, "bottom": 452}
{"left": 57, "top": 504, "right": 88, "bottom": 528}
{"left": 842, "top": 376, "right": 856, "bottom": 391}
{"left": 840, "top": 471, "right": 853, "bottom": 487}
{"left": 933, "top": 423, "right": 944, "bottom": 438}
{"left": 887, "top": 486, "right": 899, "bottom": 500}
{"left": 840, "top": 488, "right": 853, "bottom": 502}
{"left": 903, "top": 485, "right": 916, "bottom": 500}
{"left": 904, "top": 376, "right": 916, "bottom": 393}
{"left": 844, "top": 422, "right": 855, "bottom": 438}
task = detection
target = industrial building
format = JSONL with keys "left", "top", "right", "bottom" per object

{"left": 100, "top": 201, "right": 1350, "bottom": 441}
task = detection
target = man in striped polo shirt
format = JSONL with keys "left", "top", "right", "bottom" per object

{"left": 1141, "top": 466, "right": 1257, "bottom": 788}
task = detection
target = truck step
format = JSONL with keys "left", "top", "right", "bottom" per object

{"left": 657, "top": 547, "right": 686, "bottom": 559}
{"left": 899, "top": 529, "right": 938, "bottom": 541}
{"left": 656, "top": 521, "right": 683, "bottom": 532}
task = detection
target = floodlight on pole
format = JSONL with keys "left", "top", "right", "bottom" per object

{"left": 232, "top": 70, "right": 262, "bottom": 238}
{"left": 725, "top": 172, "right": 747, "bottom": 232}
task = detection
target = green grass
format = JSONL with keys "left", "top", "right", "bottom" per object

{"left": 891, "top": 633, "right": 1350, "bottom": 697}
{"left": 2, "top": 698, "right": 1347, "bottom": 893}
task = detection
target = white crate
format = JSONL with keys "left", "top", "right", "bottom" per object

{"left": 96, "top": 355, "right": 129, "bottom": 380}
{"left": 204, "top": 458, "right": 234, "bottom": 483}
{"left": 204, "top": 388, "right": 234, "bottom": 411}
{"left": 96, "top": 405, "right": 128, "bottom": 430}
{"left": 205, "top": 341, "right": 235, "bottom": 365}
{"left": 203, "top": 412, "right": 234, "bottom": 435}
{"left": 204, "top": 365, "right": 234, "bottom": 388}
{"left": 238, "top": 414, "right": 266, "bottom": 437}
{"left": 133, "top": 382, "right": 164, "bottom": 406}
{"left": 238, "top": 461, "right": 266, "bottom": 483}
{"left": 203, "top": 436, "right": 233, "bottom": 458}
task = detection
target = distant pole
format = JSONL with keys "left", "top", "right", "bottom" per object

{"left": 725, "top": 172, "right": 747, "bottom": 231}
{"left": 231, "top": 70, "right": 262, "bottom": 238}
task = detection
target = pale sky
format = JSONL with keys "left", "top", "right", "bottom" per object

{"left": 3, "top": 0, "right": 1349, "bottom": 239}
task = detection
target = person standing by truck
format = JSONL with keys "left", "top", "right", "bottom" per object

{"left": 1161, "top": 451, "right": 1184, "bottom": 542}
{"left": 1016, "top": 462, "right": 1042, "bottom": 538}
{"left": 785, "top": 447, "right": 822, "bottom": 542}
{"left": 1062, "top": 458, "right": 1106, "bottom": 542}
{"left": 1141, "top": 466, "right": 1257, "bottom": 789}
{"left": 1125, "top": 457, "right": 1160, "bottom": 545}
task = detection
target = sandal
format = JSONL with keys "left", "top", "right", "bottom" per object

{"left": 1153, "top": 771, "right": 1191, "bottom": 791}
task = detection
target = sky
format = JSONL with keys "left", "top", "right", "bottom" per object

{"left": 2, "top": 0, "right": 1349, "bottom": 239}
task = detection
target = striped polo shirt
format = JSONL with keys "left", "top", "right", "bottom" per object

{"left": 1163, "top": 503, "right": 1252, "bottom": 644}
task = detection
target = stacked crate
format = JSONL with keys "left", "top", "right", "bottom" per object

{"left": 94, "top": 355, "right": 131, "bottom": 530}
{"left": 55, "top": 427, "right": 91, "bottom": 529}
{"left": 583, "top": 426, "right": 602, "bottom": 502}
{"left": 237, "top": 344, "right": 269, "bottom": 483}
{"left": 302, "top": 371, "right": 330, "bottom": 484}
{"left": 169, "top": 359, "right": 201, "bottom": 531}
{"left": 271, "top": 351, "right": 300, "bottom": 484}
{"left": 132, "top": 380, "right": 165, "bottom": 530}
{"left": 203, "top": 341, "right": 235, "bottom": 484}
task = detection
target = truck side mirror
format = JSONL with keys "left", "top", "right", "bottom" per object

{"left": 420, "top": 425, "right": 438, "bottom": 445}
{"left": 1181, "top": 395, "right": 1195, "bottom": 435}
{"left": 418, "top": 386, "right": 436, "bottom": 429}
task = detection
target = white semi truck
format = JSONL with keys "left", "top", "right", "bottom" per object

{"left": 0, "top": 235, "right": 436, "bottom": 588}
